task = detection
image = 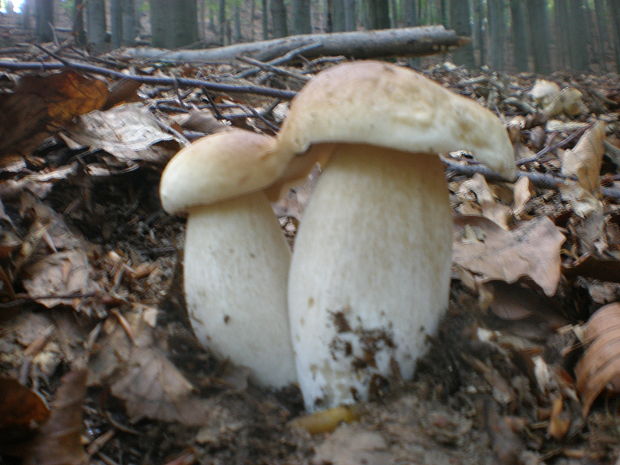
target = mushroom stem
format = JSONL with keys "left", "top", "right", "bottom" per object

{"left": 185, "top": 191, "right": 297, "bottom": 388}
{"left": 288, "top": 144, "right": 452, "bottom": 410}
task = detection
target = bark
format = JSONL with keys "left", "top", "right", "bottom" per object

{"left": 150, "top": 0, "right": 198, "bottom": 48}
{"left": 487, "top": 0, "right": 505, "bottom": 70}
{"left": 449, "top": 0, "right": 475, "bottom": 68}
{"left": 525, "top": 0, "right": 551, "bottom": 73}
{"left": 367, "top": 0, "right": 390, "bottom": 29}
{"left": 343, "top": 0, "right": 356, "bottom": 31}
{"left": 593, "top": 0, "right": 608, "bottom": 71}
{"left": 219, "top": 0, "right": 227, "bottom": 44}
{"left": 607, "top": 0, "right": 620, "bottom": 72}
{"left": 509, "top": 0, "right": 528, "bottom": 71}
{"left": 567, "top": 0, "right": 589, "bottom": 72}
{"left": 72, "top": 0, "right": 86, "bottom": 46}
{"left": 123, "top": 25, "right": 466, "bottom": 63}
{"left": 234, "top": 4, "right": 242, "bottom": 43}
{"left": 402, "top": 0, "right": 417, "bottom": 27}
{"left": 86, "top": 0, "right": 106, "bottom": 52}
{"left": 270, "top": 0, "right": 288, "bottom": 38}
{"left": 292, "top": 0, "right": 312, "bottom": 34}
{"left": 331, "top": 0, "right": 345, "bottom": 32}
{"left": 35, "top": 0, "right": 54, "bottom": 42}
{"left": 473, "top": 0, "right": 485, "bottom": 66}
{"left": 111, "top": 0, "right": 123, "bottom": 48}
{"left": 262, "top": 0, "right": 269, "bottom": 39}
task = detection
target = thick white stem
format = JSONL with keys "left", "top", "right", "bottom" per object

{"left": 184, "top": 192, "right": 296, "bottom": 388}
{"left": 288, "top": 145, "right": 452, "bottom": 410}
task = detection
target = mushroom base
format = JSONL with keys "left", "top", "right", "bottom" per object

{"left": 288, "top": 145, "right": 452, "bottom": 410}
{"left": 184, "top": 192, "right": 297, "bottom": 388}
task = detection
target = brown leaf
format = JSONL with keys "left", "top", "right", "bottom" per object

{"left": 453, "top": 216, "right": 565, "bottom": 296}
{"left": 312, "top": 424, "right": 393, "bottom": 465}
{"left": 560, "top": 121, "right": 606, "bottom": 193}
{"left": 0, "top": 71, "right": 109, "bottom": 156}
{"left": 0, "top": 378, "right": 50, "bottom": 450}
{"left": 459, "top": 174, "right": 512, "bottom": 229}
{"left": 62, "top": 103, "right": 179, "bottom": 163}
{"left": 563, "top": 253, "right": 620, "bottom": 283}
{"left": 24, "top": 368, "right": 88, "bottom": 465}
{"left": 89, "top": 305, "right": 211, "bottom": 425}
{"left": 575, "top": 303, "right": 620, "bottom": 416}
{"left": 547, "top": 396, "right": 571, "bottom": 440}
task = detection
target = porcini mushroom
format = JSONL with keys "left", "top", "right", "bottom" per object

{"left": 278, "top": 61, "right": 515, "bottom": 410}
{"left": 159, "top": 128, "right": 296, "bottom": 388}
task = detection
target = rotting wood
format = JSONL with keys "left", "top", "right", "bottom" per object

{"left": 119, "top": 26, "right": 466, "bottom": 64}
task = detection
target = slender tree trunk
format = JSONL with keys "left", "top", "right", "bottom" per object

{"left": 234, "top": 3, "right": 242, "bottom": 42}
{"left": 72, "top": 0, "right": 86, "bottom": 46}
{"left": 86, "top": 0, "right": 107, "bottom": 51}
{"left": 150, "top": 0, "right": 198, "bottom": 48}
{"left": 292, "top": 0, "right": 312, "bottom": 34}
{"left": 262, "top": 0, "right": 269, "bottom": 39}
{"left": 487, "top": 0, "right": 505, "bottom": 70}
{"left": 593, "top": 0, "right": 608, "bottom": 71}
{"left": 330, "top": 0, "right": 345, "bottom": 31}
{"left": 473, "top": 0, "right": 485, "bottom": 67}
{"left": 567, "top": 0, "right": 589, "bottom": 72}
{"left": 343, "top": 0, "right": 356, "bottom": 30}
{"left": 526, "top": 0, "right": 551, "bottom": 73}
{"left": 449, "top": 0, "right": 475, "bottom": 68}
{"left": 509, "top": 0, "right": 528, "bottom": 71}
{"left": 121, "top": 0, "right": 136, "bottom": 45}
{"left": 390, "top": 0, "right": 398, "bottom": 26}
{"left": 35, "top": 0, "right": 54, "bottom": 41}
{"left": 111, "top": 0, "right": 123, "bottom": 48}
{"left": 607, "top": 0, "right": 620, "bottom": 72}
{"left": 270, "top": 0, "right": 288, "bottom": 38}
{"left": 402, "top": 0, "right": 417, "bottom": 26}
{"left": 250, "top": 0, "right": 256, "bottom": 40}
{"left": 219, "top": 0, "right": 227, "bottom": 44}
{"left": 367, "top": 0, "right": 390, "bottom": 29}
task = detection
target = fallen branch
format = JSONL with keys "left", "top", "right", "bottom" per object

{"left": 0, "top": 60, "right": 297, "bottom": 99}
{"left": 443, "top": 158, "right": 620, "bottom": 201}
{"left": 120, "top": 26, "right": 466, "bottom": 64}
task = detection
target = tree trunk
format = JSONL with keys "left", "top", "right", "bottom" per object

{"left": 86, "top": 0, "right": 107, "bottom": 52}
{"left": 270, "top": 0, "right": 288, "bottom": 38}
{"left": 567, "top": 0, "right": 589, "bottom": 72}
{"left": 72, "top": 0, "right": 86, "bottom": 46}
{"left": 292, "top": 0, "right": 312, "bottom": 34}
{"left": 331, "top": 0, "right": 345, "bottom": 32}
{"left": 111, "top": 0, "right": 123, "bottom": 48}
{"left": 402, "top": 0, "right": 417, "bottom": 26}
{"left": 250, "top": 0, "right": 256, "bottom": 40}
{"left": 121, "top": 0, "right": 136, "bottom": 45}
{"left": 525, "top": 0, "right": 551, "bottom": 73}
{"left": 449, "top": 0, "right": 474, "bottom": 68}
{"left": 343, "top": 0, "right": 356, "bottom": 31}
{"left": 150, "top": 0, "right": 198, "bottom": 48}
{"left": 219, "top": 0, "right": 227, "bottom": 44}
{"left": 509, "top": 0, "right": 528, "bottom": 71}
{"left": 262, "top": 0, "right": 269, "bottom": 39}
{"left": 367, "top": 0, "right": 390, "bottom": 29}
{"left": 35, "top": 0, "right": 54, "bottom": 42}
{"left": 607, "top": 0, "right": 620, "bottom": 72}
{"left": 473, "top": 0, "right": 485, "bottom": 66}
{"left": 593, "top": 0, "right": 608, "bottom": 72}
{"left": 487, "top": 0, "right": 505, "bottom": 70}
{"left": 234, "top": 3, "right": 242, "bottom": 43}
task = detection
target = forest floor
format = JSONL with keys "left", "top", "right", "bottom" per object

{"left": 1, "top": 22, "right": 620, "bottom": 465}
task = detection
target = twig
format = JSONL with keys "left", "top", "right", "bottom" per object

{"left": 236, "top": 55, "right": 309, "bottom": 82}
{"left": 516, "top": 125, "right": 590, "bottom": 166}
{"left": 235, "top": 42, "right": 321, "bottom": 79}
{"left": 442, "top": 158, "right": 620, "bottom": 201}
{"left": 0, "top": 60, "right": 297, "bottom": 100}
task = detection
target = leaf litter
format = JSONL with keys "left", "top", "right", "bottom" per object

{"left": 0, "top": 46, "right": 619, "bottom": 465}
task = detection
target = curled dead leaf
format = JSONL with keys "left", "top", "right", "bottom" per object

{"left": 560, "top": 121, "right": 606, "bottom": 193}
{"left": 575, "top": 303, "right": 620, "bottom": 416}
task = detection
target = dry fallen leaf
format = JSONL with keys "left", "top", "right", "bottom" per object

{"left": 459, "top": 174, "right": 512, "bottom": 229}
{"left": 89, "top": 305, "right": 211, "bottom": 425}
{"left": 0, "top": 377, "right": 50, "bottom": 453}
{"left": 0, "top": 71, "right": 109, "bottom": 156}
{"left": 453, "top": 215, "right": 565, "bottom": 296}
{"left": 312, "top": 424, "right": 393, "bottom": 465}
{"left": 62, "top": 103, "right": 179, "bottom": 163}
{"left": 560, "top": 121, "right": 606, "bottom": 193}
{"left": 575, "top": 302, "right": 620, "bottom": 416}
{"left": 23, "top": 368, "right": 88, "bottom": 465}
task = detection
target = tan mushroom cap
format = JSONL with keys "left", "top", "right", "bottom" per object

{"left": 276, "top": 61, "right": 516, "bottom": 179}
{"left": 160, "top": 128, "right": 285, "bottom": 214}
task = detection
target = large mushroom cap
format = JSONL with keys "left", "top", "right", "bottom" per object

{"left": 160, "top": 128, "right": 284, "bottom": 214}
{"left": 277, "top": 60, "right": 515, "bottom": 179}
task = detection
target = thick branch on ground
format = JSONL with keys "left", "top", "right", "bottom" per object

{"left": 120, "top": 26, "right": 466, "bottom": 64}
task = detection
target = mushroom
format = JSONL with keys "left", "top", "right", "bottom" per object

{"left": 277, "top": 61, "right": 515, "bottom": 410}
{"left": 159, "top": 128, "right": 296, "bottom": 388}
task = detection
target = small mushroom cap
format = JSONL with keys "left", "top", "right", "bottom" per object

{"left": 160, "top": 128, "right": 284, "bottom": 214}
{"left": 277, "top": 61, "right": 515, "bottom": 179}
